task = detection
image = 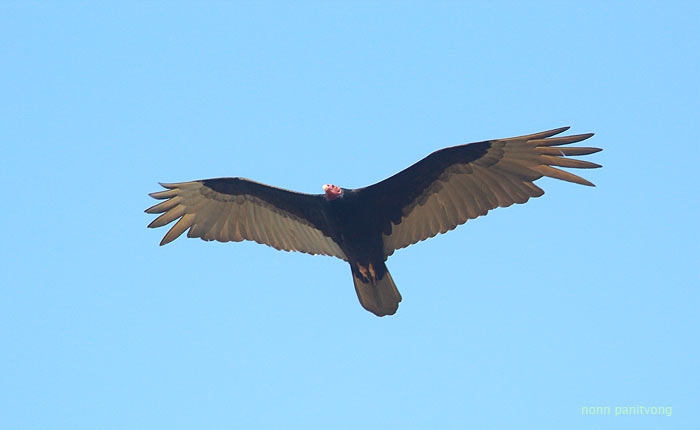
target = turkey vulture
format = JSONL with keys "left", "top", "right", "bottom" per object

{"left": 146, "top": 127, "right": 601, "bottom": 316}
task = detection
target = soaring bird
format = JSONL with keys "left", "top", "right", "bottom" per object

{"left": 146, "top": 127, "right": 601, "bottom": 316}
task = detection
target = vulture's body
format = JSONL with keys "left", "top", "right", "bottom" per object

{"left": 146, "top": 127, "right": 601, "bottom": 316}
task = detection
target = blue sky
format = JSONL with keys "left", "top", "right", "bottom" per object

{"left": 1, "top": 2, "right": 698, "bottom": 429}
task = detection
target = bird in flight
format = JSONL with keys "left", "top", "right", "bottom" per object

{"left": 146, "top": 127, "right": 601, "bottom": 316}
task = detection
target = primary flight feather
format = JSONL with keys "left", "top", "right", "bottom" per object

{"left": 146, "top": 127, "right": 601, "bottom": 316}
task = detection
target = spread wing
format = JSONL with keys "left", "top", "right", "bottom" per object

{"left": 145, "top": 178, "right": 347, "bottom": 260}
{"left": 357, "top": 127, "right": 602, "bottom": 256}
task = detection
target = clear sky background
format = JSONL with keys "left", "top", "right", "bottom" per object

{"left": 1, "top": 2, "right": 698, "bottom": 429}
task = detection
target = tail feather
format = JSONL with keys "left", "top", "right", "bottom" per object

{"left": 352, "top": 264, "right": 402, "bottom": 317}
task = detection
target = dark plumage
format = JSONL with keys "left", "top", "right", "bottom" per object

{"left": 146, "top": 127, "right": 601, "bottom": 316}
